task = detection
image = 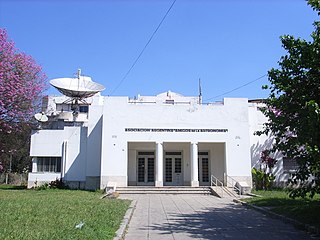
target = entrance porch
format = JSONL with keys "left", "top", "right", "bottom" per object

{"left": 127, "top": 142, "right": 225, "bottom": 187}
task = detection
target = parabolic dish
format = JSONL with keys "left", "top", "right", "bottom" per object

{"left": 34, "top": 113, "right": 48, "bottom": 122}
{"left": 50, "top": 76, "right": 105, "bottom": 98}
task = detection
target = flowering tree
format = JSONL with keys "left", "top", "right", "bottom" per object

{"left": 0, "top": 28, "right": 47, "bottom": 172}
{"left": 0, "top": 28, "right": 47, "bottom": 132}
{"left": 258, "top": 1, "right": 320, "bottom": 198}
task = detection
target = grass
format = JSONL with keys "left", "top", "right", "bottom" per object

{"left": 0, "top": 184, "right": 27, "bottom": 190}
{"left": 243, "top": 189, "right": 320, "bottom": 229}
{"left": 0, "top": 187, "right": 130, "bottom": 240}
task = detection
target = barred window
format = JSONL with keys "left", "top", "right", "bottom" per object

{"left": 37, "top": 157, "right": 61, "bottom": 172}
{"left": 283, "top": 157, "right": 299, "bottom": 172}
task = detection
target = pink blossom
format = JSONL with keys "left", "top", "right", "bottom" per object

{"left": 270, "top": 107, "right": 282, "bottom": 117}
{"left": 0, "top": 28, "right": 47, "bottom": 132}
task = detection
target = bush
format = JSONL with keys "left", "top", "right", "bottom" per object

{"left": 33, "top": 178, "right": 68, "bottom": 190}
{"left": 35, "top": 182, "right": 49, "bottom": 191}
{"left": 252, "top": 167, "right": 275, "bottom": 190}
{"left": 49, "top": 178, "right": 68, "bottom": 189}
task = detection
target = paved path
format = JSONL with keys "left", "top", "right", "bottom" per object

{"left": 120, "top": 194, "right": 316, "bottom": 240}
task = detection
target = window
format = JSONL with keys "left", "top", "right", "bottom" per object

{"left": 165, "top": 99, "right": 174, "bottom": 104}
{"left": 138, "top": 152, "right": 155, "bottom": 156}
{"left": 198, "top": 152, "right": 209, "bottom": 156}
{"left": 37, "top": 157, "right": 61, "bottom": 172}
{"left": 166, "top": 152, "right": 181, "bottom": 156}
{"left": 79, "top": 105, "right": 89, "bottom": 113}
{"left": 283, "top": 157, "right": 299, "bottom": 173}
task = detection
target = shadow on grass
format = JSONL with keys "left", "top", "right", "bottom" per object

{"left": 245, "top": 197, "right": 320, "bottom": 207}
{"left": 244, "top": 191, "right": 320, "bottom": 229}
{"left": 0, "top": 185, "right": 27, "bottom": 190}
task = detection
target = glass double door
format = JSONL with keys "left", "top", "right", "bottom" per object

{"left": 137, "top": 152, "right": 155, "bottom": 185}
{"left": 165, "top": 152, "right": 183, "bottom": 186}
{"left": 198, "top": 152, "right": 210, "bottom": 185}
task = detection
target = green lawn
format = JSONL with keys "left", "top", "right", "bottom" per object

{"left": 0, "top": 187, "right": 130, "bottom": 240}
{"left": 243, "top": 189, "right": 320, "bottom": 229}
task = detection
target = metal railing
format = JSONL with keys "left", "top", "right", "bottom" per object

{"left": 224, "top": 173, "right": 241, "bottom": 196}
{"left": 211, "top": 175, "right": 224, "bottom": 197}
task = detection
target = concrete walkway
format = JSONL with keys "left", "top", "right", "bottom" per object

{"left": 119, "top": 194, "right": 315, "bottom": 240}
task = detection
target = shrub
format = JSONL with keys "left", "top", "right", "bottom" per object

{"left": 35, "top": 182, "right": 49, "bottom": 191}
{"left": 49, "top": 178, "right": 68, "bottom": 189}
{"left": 252, "top": 167, "right": 275, "bottom": 190}
{"left": 33, "top": 178, "right": 68, "bottom": 190}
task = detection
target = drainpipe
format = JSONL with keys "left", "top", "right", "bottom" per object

{"left": 61, "top": 140, "right": 68, "bottom": 181}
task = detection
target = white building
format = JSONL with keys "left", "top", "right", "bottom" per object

{"left": 28, "top": 90, "right": 291, "bottom": 190}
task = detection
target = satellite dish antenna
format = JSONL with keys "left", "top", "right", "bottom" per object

{"left": 34, "top": 112, "right": 48, "bottom": 122}
{"left": 49, "top": 69, "right": 105, "bottom": 121}
{"left": 49, "top": 69, "right": 105, "bottom": 100}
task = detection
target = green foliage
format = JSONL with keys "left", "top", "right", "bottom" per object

{"left": 244, "top": 189, "right": 320, "bottom": 228}
{"left": 48, "top": 178, "right": 68, "bottom": 189}
{"left": 252, "top": 168, "right": 275, "bottom": 190}
{"left": 308, "top": 0, "right": 320, "bottom": 13}
{"left": 259, "top": 1, "right": 320, "bottom": 198}
{"left": 33, "top": 179, "right": 69, "bottom": 190}
{"left": 34, "top": 182, "right": 49, "bottom": 190}
{"left": 0, "top": 189, "right": 130, "bottom": 239}
{"left": 252, "top": 150, "right": 277, "bottom": 190}
{"left": 0, "top": 184, "right": 27, "bottom": 190}
{"left": 0, "top": 123, "right": 33, "bottom": 173}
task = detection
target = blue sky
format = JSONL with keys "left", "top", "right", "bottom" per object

{"left": 0, "top": 0, "right": 318, "bottom": 101}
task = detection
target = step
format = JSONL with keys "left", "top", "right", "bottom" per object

{"left": 116, "top": 187, "right": 212, "bottom": 195}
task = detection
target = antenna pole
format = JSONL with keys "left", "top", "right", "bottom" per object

{"left": 77, "top": 69, "right": 81, "bottom": 79}
{"left": 77, "top": 68, "right": 81, "bottom": 95}
{"left": 199, "top": 78, "right": 202, "bottom": 104}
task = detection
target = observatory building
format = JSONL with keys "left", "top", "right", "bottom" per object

{"left": 28, "top": 73, "right": 291, "bottom": 190}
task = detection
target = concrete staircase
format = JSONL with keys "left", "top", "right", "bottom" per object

{"left": 116, "top": 186, "right": 212, "bottom": 195}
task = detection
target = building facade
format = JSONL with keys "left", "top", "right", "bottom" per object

{"left": 28, "top": 91, "right": 287, "bottom": 190}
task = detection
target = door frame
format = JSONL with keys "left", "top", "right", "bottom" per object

{"left": 198, "top": 151, "right": 210, "bottom": 186}
{"left": 164, "top": 151, "right": 183, "bottom": 186}
{"left": 136, "top": 151, "right": 155, "bottom": 186}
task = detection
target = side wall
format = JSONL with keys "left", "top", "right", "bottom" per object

{"left": 248, "top": 103, "right": 290, "bottom": 186}
{"left": 85, "top": 104, "right": 103, "bottom": 190}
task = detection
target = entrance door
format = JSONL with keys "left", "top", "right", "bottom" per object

{"left": 137, "top": 152, "right": 155, "bottom": 185}
{"left": 165, "top": 152, "right": 183, "bottom": 186}
{"left": 198, "top": 152, "right": 210, "bottom": 186}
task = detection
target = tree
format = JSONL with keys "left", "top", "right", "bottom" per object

{"left": 0, "top": 28, "right": 47, "bottom": 172}
{"left": 259, "top": 1, "right": 320, "bottom": 198}
{"left": 0, "top": 123, "right": 33, "bottom": 173}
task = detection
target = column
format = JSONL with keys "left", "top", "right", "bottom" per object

{"left": 32, "top": 157, "right": 37, "bottom": 172}
{"left": 191, "top": 142, "right": 199, "bottom": 187}
{"left": 155, "top": 142, "right": 163, "bottom": 187}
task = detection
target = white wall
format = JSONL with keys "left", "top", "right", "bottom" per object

{"left": 29, "top": 94, "right": 104, "bottom": 189}
{"left": 101, "top": 96, "right": 252, "bottom": 186}
{"left": 248, "top": 103, "right": 288, "bottom": 185}
{"left": 30, "top": 93, "right": 256, "bottom": 189}
{"left": 28, "top": 172, "right": 61, "bottom": 188}
{"left": 30, "top": 126, "right": 87, "bottom": 182}
{"left": 127, "top": 142, "right": 155, "bottom": 185}
{"left": 199, "top": 143, "right": 225, "bottom": 181}
{"left": 86, "top": 105, "right": 103, "bottom": 177}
